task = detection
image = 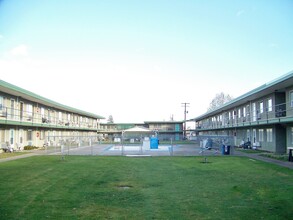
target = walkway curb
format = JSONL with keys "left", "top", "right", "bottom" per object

{"left": 235, "top": 150, "right": 293, "bottom": 170}
{"left": 0, "top": 153, "right": 39, "bottom": 163}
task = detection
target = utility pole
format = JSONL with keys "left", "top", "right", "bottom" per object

{"left": 181, "top": 103, "right": 190, "bottom": 139}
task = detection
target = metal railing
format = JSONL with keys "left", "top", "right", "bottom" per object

{"left": 196, "top": 101, "right": 293, "bottom": 130}
{"left": 0, "top": 106, "right": 97, "bottom": 129}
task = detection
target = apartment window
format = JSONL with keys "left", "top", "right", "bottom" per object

{"left": 232, "top": 111, "right": 236, "bottom": 120}
{"left": 59, "top": 112, "right": 62, "bottom": 121}
{"left": 252, "top": 103, "right": 257, "bottom": 121}
{"left": 27, "top": 130, "right": 32, "bottom": 141}
{"left": 27, "top": 104, "right": 33, "bottom": 116}
{"left": 291, "top": 127, "right": 293, "bottom": 144}
{"left": 0, "top": 96, "right": 3, "bottom": 110}
{"left": 246, "top": 105, "right": 250, "bottom": 118}
{"left": 290, "top": 91, "right": 293, "bottom": 107}
{"left": 41, "top": 108, "right": 45, "bottom": 117}
{"left": 0, "top": 129, "right": 4, "bottom": 142}
{"left": 259, "top": 129, "right": 264, "bottom": 142}
{"left": 238, "top": 109, "right": 241, "bottom": 118}
{"left": 267, "top": 128, "right": 272, "bottom": 142}
{"left": 267, "top": 98, "right": 272, "bottom": 111}
{"left": 10, "top": 99, "right": 15, "bottom": 119}
{"left": 259, "top": 101, "right": 264, "bottom": 113}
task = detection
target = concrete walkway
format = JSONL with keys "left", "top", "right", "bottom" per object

{"left": 0, "top": 152, "right": 40, "bottom": 163}
{"left": 234, "top": 150, "right": 293, "bottom": 170}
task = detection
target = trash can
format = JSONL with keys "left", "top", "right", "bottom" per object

{"left": 289, "top": 149, "right": 293, "bottom": 162}
{"left": 150, "top": 137, "right": 159, "bottom": 149}
{"left": 222, "top": 145, "right": 230, "bottom": 155}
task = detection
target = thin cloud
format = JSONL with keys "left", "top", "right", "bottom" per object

{"left": 236, "top": 10, "right": 245, "bottom": 17}
{"left": 0, "top": 34, "right": 3, "bottom": 39}
{"left": 9, "top": 44, "right": 29, "bottom": 56}
{"left": 269, "top": 43, "right": 279, "bottom": 49}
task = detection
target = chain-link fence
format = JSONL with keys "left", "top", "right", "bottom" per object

{"left": 44, "top": 135, "right": 100, "bottom": 155}
{"left": 42, "top": 134, "right": 237, "bottom": 157}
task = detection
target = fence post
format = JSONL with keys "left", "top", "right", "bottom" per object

{"left": 170, "top": 137, "right": 173, "bottom": 156}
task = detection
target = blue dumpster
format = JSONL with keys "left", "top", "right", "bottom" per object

{"left": 150, "top": 137, "right": 159, "bottom": 149}
{"left": 222, "top": 145, "right": 230, "bottom": 155}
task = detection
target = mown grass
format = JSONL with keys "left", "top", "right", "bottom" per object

{"left": 0, "top": 156, "right": 292, "bottom": 219}
{"left": 260, "top": 153, "right": 290, "bottom": 162}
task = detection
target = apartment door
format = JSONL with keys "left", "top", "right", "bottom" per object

{"left": 10, "top": 129, "right": 14, "bottom": 147}
{"left": 275, "top": 92, "right": 286, "bottom": 117}
{"left": 252, "top": 103, "right": 256, "bottom": 121}
{"left": 253, "top": 129, "right": 257, "bottom": 144}
{"left": 19, "top": 129, "right": 23, "bottom": 147}
{"left": 246, "top": 129, "right": 251, "bottom": 142}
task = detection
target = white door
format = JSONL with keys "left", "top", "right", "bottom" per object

{"left": 10, "top": 129, "right": 14, "bottom": 147}
{"left": 253, "top": 129, "right": 257, "bottom": 144}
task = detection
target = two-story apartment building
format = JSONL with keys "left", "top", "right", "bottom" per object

{"left": 192, "top": 71, "right": 293, "bottom": 153}
{"left": 0, "top": 80, "right": 104, "bottom": 150}
{"left": 98, "top": 121, "right": 183, "bottom": 141}
{"left": 97, "top": 123, "right": 144, "bottom": 140}
{"left": 145, "top": 121, "right": 183, "bottom": 141}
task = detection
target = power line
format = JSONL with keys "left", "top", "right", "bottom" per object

{"left": 181, "top": 103, "right": 190, "bottom": 139}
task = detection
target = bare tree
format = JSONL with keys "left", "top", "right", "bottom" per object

{"left": 207, "top": 92, "right": 233, "bottom": 112}
{"left": 107, "top": 115, "right": 114, "bottom": 123}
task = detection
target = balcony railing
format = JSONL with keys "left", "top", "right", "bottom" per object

{"left": 196, "top": 101, "right": 293, "bottom": 130}
{"left": 0, "top": 106, "right": 97, "bottom": 130}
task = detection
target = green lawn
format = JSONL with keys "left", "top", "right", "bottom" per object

{"left": 0, "top": 156, "right": 292, "bottom": 219}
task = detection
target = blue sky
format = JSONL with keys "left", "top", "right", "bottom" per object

{"left": 0, "top": 0, "right": 293, "bottom": 124}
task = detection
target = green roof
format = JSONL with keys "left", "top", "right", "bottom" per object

{"left": 0, "top": 80, "right": 105, "bottom": 119}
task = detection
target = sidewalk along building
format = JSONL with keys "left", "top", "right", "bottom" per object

{"left": 191, "top": 70, "right": 293, "bottom": 154}
{"left": 98, "top": 121, "right": 183, "bottom": 141}
{"left": 0, "top": 80, "right": 104, "bottom": 151}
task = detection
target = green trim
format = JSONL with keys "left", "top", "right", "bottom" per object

{"left": 0, "top": 80, "right": 105, "bottom": 119}
{"left": 195, "top": 117, "right": 293, "bottom": 132}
